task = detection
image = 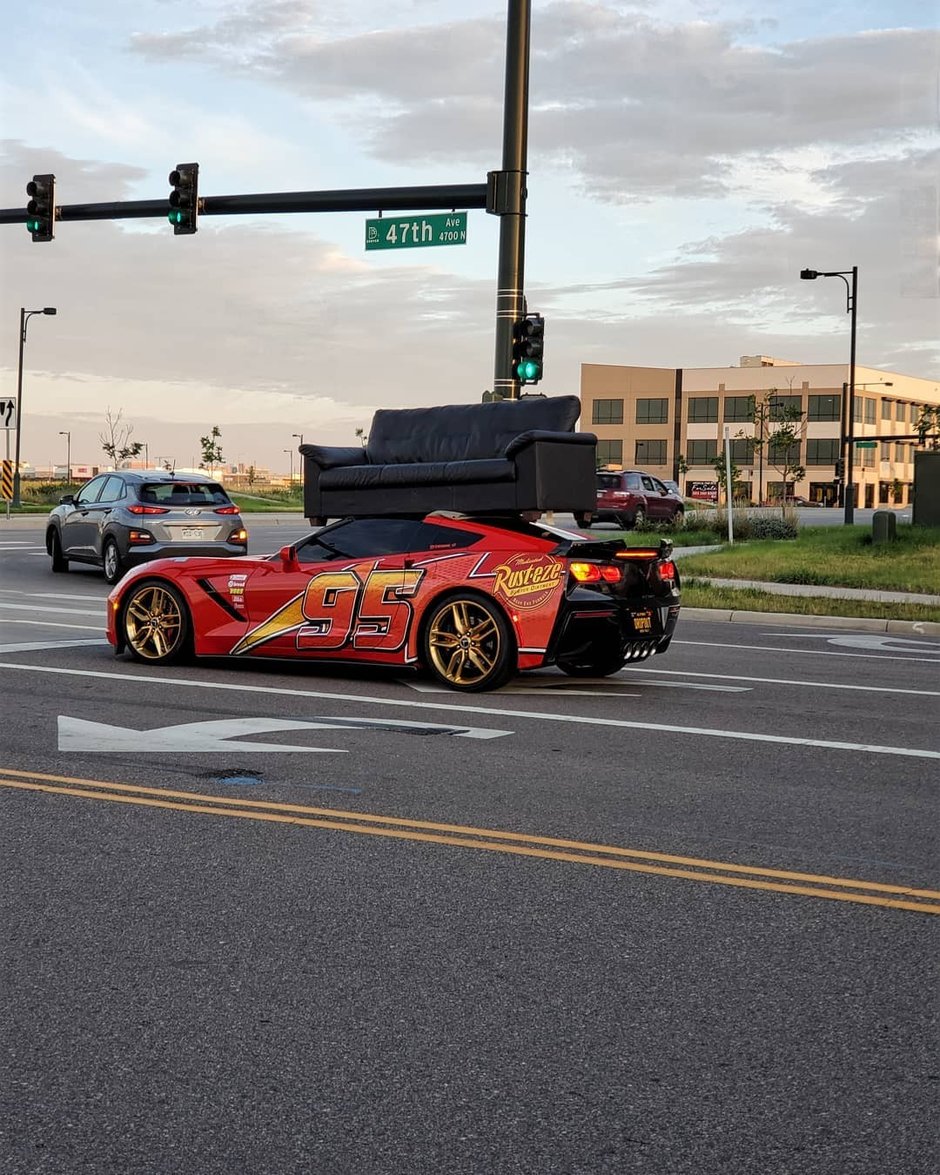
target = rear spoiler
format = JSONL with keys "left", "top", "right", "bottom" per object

{"left": 551, "top": 536, "right": 673, "bottom": 562}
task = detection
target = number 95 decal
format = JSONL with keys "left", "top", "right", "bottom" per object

{"left": 297, "top": 568, "right": 425, "bottom": 652}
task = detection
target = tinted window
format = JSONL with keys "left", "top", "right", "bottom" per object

{"left": 640, "top": 476, "right": 656, "bottom": 491}
{"left": 100, "top": 475, "right": 126, "bottom": 503}
{"left": 75, "top": 477, "right": 106, "bottom": 505}
{"left": 297, "top": 518, "right": 423, "bottom": 562}
{"left": 139, "top": 481, "right": 230, "bottom": 506}
{"left": 596, "top": 474, "right": 622, "bottom": 492}
{"left": 410, "top": 522, "right": 481, "bottom": 552}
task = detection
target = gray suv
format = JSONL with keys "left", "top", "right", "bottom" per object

{"left": 46, "top": 471, "right": 248, "bottom": 584}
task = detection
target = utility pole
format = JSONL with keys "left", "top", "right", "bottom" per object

{"left": 492, "top": 0, "right": 531, "bottom": 402}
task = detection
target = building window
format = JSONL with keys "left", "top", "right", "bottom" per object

{"left": 688, "top": 396, "right": 718, "bottom": 423}
{"left": 730, "top": 438, "right": 753, "bottom": 465}
{"left": 592, "top": 399, "right": 624, "bottom": 425}
{"left": 896, "top": 403, "right": 907, "bottom": 423}
{"left": 860, "top": 447, "right": 875, "bottom": 468}
{"left": 769, "top": 394, "right": 803, "bottom": 420}
{"left": 806, "top": 438, "right": 840, "bottom": 465}
{"left": 635, "top": 439, "right": 667, "bottom": 465}
{"left": 596, "top": 439, "right": 623, "bottom": 467}
{"left": 864, "top": 398, "right": 877, "bottom": 424}
{"left": 723, "top": 396, "right": 753, "bottom": 423}
{"left": 768, "top": 436, "right": 801, "bottom": 465}
{"left": 895, "top": 443, "right": 907, "bottom": 462}
{"left": 687, "top": 439, "right": 718, "bottom": 464}
{"left": 808, "top": 394, "right": 840, "bottom": 421}
{"left": 881, "top": 400, "right": 892, "bottom": 421}
{"left": 880, "top": 442, "right": 892, "bottom": 461}
{"left": 636, "top": 398, "right": 668, "bottom": 424}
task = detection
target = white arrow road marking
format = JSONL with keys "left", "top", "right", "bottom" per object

{"left": 58, "top": 714, "right": 511, "bottom": 753}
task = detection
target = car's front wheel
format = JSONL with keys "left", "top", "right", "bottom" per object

{"left": 102, "top": 538, "right": 124, "bottom": 585}
{"left": 49, "top": 530, "right": 69, "bottom": 573}
{"left": 121, "top": 580, "right": 191, "bottom": 664}
{"left": 421, "top": 592, "right": 515, "bottom": 692}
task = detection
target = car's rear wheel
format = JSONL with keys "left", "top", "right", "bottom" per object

{"left": 558, "top": 648, "right": 627, "bottom": 677}
{"left": 632, "top": 507, "right": 647, "bottom": 529}
{"left": 421, "top": 592, "right": 515, "bottom": 692}
{"left": 49, "top": 530, "right": 69, "bottom": 573}
{"left": 102, "top": 538, "right": 124, "bottom": 585}
{"left": 121, "top": 580, "right": 191, "bottom": 664}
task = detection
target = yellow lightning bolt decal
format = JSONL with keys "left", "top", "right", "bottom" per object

{"left": 230, "top": 592, "right": 307, "bottom": 656}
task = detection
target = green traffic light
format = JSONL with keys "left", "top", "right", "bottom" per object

{"left": 168, "top": 209, "right": 185, "bottom": 225}
{"left": 516, "top": 360, "right": 541, "bottom": 382}
{"left": 26, "top": 218, "right": 41, "bottom": 232}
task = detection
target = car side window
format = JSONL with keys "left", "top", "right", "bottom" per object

{"left": 75, "top": 477, "right": 106, "bottom": 506}
{"left": 651, "top": 478, "right": 667, "bottom": 493}
{"left": 626, "top": 475, "right": 643, "bottom": 491}
{"left": 99, "top": 475, "right": 126, "bottom": 503}
{"left": 295, "top": 518, "right": 424, "bottom": 563}
{"left": 641, "top": 476, "right": 656, "bottom": 491}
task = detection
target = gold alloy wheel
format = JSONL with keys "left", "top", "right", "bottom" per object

{"left": 425, "top": 595, "right": 511, "bottom": 690}
{"left": 123, "top": 582, "right": 186, "bottom": 662}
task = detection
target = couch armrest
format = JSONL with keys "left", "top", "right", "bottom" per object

{"left": 503, "top": 430, "right": 598, "bottom": 458}
{"left": 299, "top": 444, "right": 368, "bottom": 470}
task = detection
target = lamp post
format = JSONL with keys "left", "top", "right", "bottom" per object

{"left": 291, "top": 434, "right": 304, "bottom": 485}
{"left": 13, "top": 306, "right": 57, "bottom": 506}
{"left": 58, "top": 430, "right": 71, "bottom": 483}
{"left": 142, "top": 442, "right": 149, "bottom": 469}
{"left": 800, "top": 267, "right": 857, "bottom": 522}
{"left": 283, "top": 448, "right": 293, "bottom": 484}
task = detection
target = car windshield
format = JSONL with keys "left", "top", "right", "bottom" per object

{"left": 139, "top": 482, "right": 231, "bottom": 507}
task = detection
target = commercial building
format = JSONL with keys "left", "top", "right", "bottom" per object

{"left": 580, "top": 358, "right": 940, "bottom": 507}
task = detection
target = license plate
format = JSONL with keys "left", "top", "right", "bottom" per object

{"left": 180, "top": 527, "right": 204, "bottom": 539}
{"left": 632, "top": 610, "right": 652, "bottom": 633}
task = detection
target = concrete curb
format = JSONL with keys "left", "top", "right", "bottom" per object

{"left": 681, "top": 607, "right": 940, "bottom": 636}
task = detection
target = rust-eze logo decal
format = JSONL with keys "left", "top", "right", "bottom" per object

{"left": 491, "top": 554, "right": 564, "bottom": 609}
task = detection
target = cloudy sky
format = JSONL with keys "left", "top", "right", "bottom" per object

{"left": 1, "top": 0, "right": 937, "bottom": 474}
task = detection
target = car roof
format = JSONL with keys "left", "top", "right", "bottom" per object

{"left": 114, "top": 471, "right": 221, "bottom": 484}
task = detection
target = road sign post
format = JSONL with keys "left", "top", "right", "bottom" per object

{"left": 365, "top": 212, "right": 467, "bottom": 251}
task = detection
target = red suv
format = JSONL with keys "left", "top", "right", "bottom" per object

{"left": 577, "top": 470, "right": 685, "bottom": 529}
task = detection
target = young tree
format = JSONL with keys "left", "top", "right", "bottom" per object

{"left": 99, "top": 408, "right": 144, "bottom": 467}
{"left": 355, "top": 427, "right": 368, "bottom": 447}
{"left": 743, "top": 389, "right": 807, "bottom": 507}
{"left": 914, "top": 406, "right": 940, "bottom": 450}
{"left": 199, "top": 426, "right": 224, "bottom": 474}
{"left": 711, "top": 452, "right": 740, "bottom": 499}
{"left": 246, "top": 465, "right": 257, "bottom": 489}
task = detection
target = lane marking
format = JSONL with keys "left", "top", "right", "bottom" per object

{"left": 0, "top": 639, "right": 109, "bottom": 654}
{"left": 0, "top": 620, "right": 103, "bottom": 632}
{"left": 675, "top": 640, "right": 940, "bottom": 666}
{"left": 631, "top": 667, "right": 940, "bottom": 699}
{"left": 1, "top": 767, "right": 937, "bottom": 915}
{"left": 58, "top": 714, "right": 512, "bottom": 751}
{"left": 407, "top": 678, "right": 745, "bottom": 695}
{"left": 0, "top": 602, "right": 102, "bottom": 618}
{"left": 1, "top": 660, "right": 937, "bottom": 762}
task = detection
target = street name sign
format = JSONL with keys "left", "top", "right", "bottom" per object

{"left": 854, "top": 440, "right": 877, "bottom": 448}
{"left": 0, "top": 397, "right": 16, "bottom": 429}
{"left": 365, "top": 212, "right": 467, "bottom": 251}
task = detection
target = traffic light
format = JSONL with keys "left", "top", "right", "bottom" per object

{"left": 168, "top": 163, "right": 199, "bottom": 234}
{"left": 25, "top": 174, "right": 56, "bottom": 242}
{"left": 512, "top": 313, "right": 545, "bottom": 384}
{"left": 834, "top": 457, "right": 845, "bottom": 480}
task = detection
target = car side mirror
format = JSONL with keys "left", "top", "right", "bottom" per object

{"left": 59, "top": 493, "right": 75, "bottom": 505}
{"left": 660, "top": 489, "right": 668, "bottom": 495}
{"left": 279, "top": 544, "right": 297, "bottom": 568}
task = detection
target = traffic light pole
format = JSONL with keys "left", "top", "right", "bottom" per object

{"left": 492, "top": 0, "right": 531, "bottom": 402}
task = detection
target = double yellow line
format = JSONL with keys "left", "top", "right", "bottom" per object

{"left": 2, "top": 766, "right": 938, "bottom": 916}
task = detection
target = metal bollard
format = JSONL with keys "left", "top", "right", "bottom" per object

{"left": 872, "top": 509, "right": 897, "bottom": 543}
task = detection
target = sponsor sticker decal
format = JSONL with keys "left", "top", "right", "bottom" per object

{"left": 491, "top": 554, "right": 564, "bottom": 610}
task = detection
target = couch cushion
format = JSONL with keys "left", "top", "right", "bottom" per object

{"left": 321, "top": 458, "right": 515, "bottom": 490}
{"left": 366, "top": 396, "right": 582, "bottom": 464}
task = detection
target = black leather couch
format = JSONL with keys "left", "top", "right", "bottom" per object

{"left": 299, "top": 395, "right": 597, "bottom": 523}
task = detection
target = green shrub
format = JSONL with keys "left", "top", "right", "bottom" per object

{"left": 747, "top": 515, "right": 799, "bottom": 540}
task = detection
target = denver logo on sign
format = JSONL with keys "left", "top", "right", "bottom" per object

{"left": 491, "top": 554, "right": 564, "bottom": 609}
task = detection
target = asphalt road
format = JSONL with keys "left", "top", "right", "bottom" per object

{"left": 1, "top": 519, "right": 937, "bottom": 1175}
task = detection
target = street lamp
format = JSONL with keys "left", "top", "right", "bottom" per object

{"left": 800, "top": 267, "right": 857, "bottom": 522}
{"left": 13, "top": 306, "right": 57, "bottom": 506}
{"left": 291, "top": 433, "right": 304, "bottom": 485}
{"left": 283, "top": 448, "right": 293, "bottom": 484}
{"left": 58, "top": 430, "right": 71, "bottom": 483}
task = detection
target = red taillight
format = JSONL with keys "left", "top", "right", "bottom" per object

{"left": 657, "top": 560, "right": 677, "bottom": 581}
{"left": 128, "top": 530, "right": 154, "bottom": 544}
{"left": 570, "top": 562, "right": 621, "bottom": 583}
{"left": 214, "top": 505, "right": 239, "bottom": 515}
{"left": 127, "top": 504, "right": 169, "bottom": 515}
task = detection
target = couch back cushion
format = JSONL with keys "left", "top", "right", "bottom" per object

{"left": 366, "top": 396, "right": 582, "bottom": 464}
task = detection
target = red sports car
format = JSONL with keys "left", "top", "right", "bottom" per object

{"left": 106, "top": 514, "right": 681, "bottom": 691}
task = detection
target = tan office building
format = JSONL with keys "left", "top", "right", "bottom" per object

{"left": 580, "top": 357, "right": 940, "bottom": 507}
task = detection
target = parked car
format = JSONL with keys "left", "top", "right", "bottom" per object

{"left": 106, "top": 512, "right": 681, "bottom": 691}
{"left": 576, "top": 470, "right": 685, "bottom": 529}
{"left": 46, "top": 471, "right": 248, "bottom": 584}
